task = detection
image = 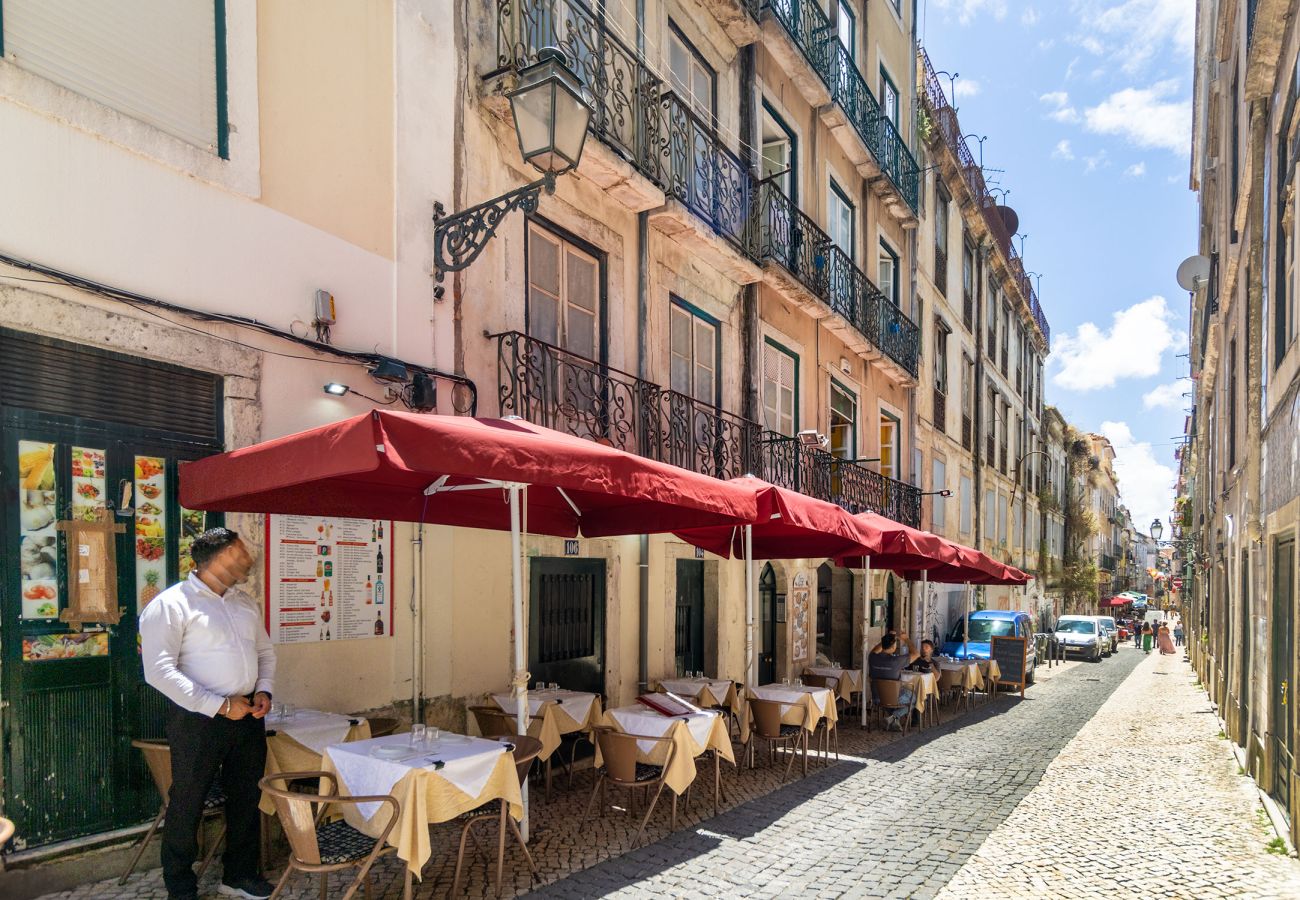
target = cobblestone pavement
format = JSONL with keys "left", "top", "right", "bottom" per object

{"left": 935, "top": 649, "right": 1300, "bottom": 900}
{"left": 40, "top": 650, "right": 1297, "bottom": 899}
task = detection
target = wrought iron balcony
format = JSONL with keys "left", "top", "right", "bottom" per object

{"left": 654, "top": 91, "right": 756, "bottom": 256}
{"left": 760, "top": 433, "right": 922, "bottom": 527}
{"left": 872, "top": 114, "right": 921, "bottom": 211}
{"left": 494, "top": 331, "right": 760, "bottom": 481}
{"left": 496, "top": 0, "right": 660, "bottom": 175}
{"left": 757, "top": 180, "right": 832, "bottom": 299}
{"left": 763, "top": 0, "right": 833, "bottom": 81}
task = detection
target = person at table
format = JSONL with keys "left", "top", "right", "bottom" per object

{"left": 907, "top": 639, "right": 941, "bottom": 674}
{"left": 868, "top": 632, "right": 919, "bottom": 731}
{"left": 139, "top": 528, "right": 277, "bottom": 900}
{"left": 868, "top": 628, "right": 914, "bottom": 656}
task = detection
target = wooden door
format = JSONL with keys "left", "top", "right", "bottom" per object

{"left": 528, "top": 557, "right": 606, "bottom": 695}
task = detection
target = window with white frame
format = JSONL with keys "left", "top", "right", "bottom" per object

{"left": 527, "top": 222, "right": 600, "bottom": 358}
{"left": 879, "top": 239, "right": 900, "bottom": 305}
{"left": 669, "top": 301, "right": 718, "bottom": 404}
{"left": 1, "top": 0, "right": 228, "bottom": 155}
{"left": 668, "top": 24, "right": 714, "bottom": 121}
{"left": 828, "top": 179, "right": 855, "bottom": 259}
{"left": 761, "top": 339, "right": 798, "bottom": 435}
{"left": 879, "top": 410, "right": 900, "bottom": 479}
{"left": 983, "top": 489, "right": 996, "bottom": 540}
{"left": 830, "top": 380, "right": 857, "bottom": 460}
{"left": 879, "top": 67, "right": 900, "bottom": 127}
{"left": 836, "top": 0, "right": 855, "bottom": 59}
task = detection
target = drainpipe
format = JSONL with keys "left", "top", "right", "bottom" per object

{"left": 740, "top": 44, "right": 758, "bottom": 425}
{"left": 973, "top": 241, "right": 988, "bottom": 553}
{"left": 638, "top": 211, "right": 650, "bottom": 694}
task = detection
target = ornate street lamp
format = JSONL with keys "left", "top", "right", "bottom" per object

{"left": 433, "top": 49, "right": 592, "bottom": 280}
{"left": 1150, "top": 518, "right": 1163, "bottom": 542}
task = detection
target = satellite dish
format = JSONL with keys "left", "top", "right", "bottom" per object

{"left": 998, "top": 205, "right": 1020, "bottom": 236}
{"left": 1176, "top": 254, "right": 1211, "bottom": 292}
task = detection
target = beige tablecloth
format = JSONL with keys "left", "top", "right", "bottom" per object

{"left": 322, "top": 734, "right": 522, "bottom": 879}
{"left": 489, "top": 690, "right": 600, "bottom": 761}
{"left": 806, "top": 667, "right": 861, "bottom": 702}
{"left": 938, "top": 661, "right": 984, "bottom": 692}
{"left": 978, "top": 659, "right": 1003, "bottom": 687}
{"left": 596, "top": 707, "right": 734, "bottom": 795}
{"left": 899, "top": 671, "right": 940, "bottom": 714}
{"left": 658, "top": 678, "right": 742, "bottom": 717}
{"left": 740, "top": 684, "right": 838, "bottom": 743}
{"left": 260, "top": 718, "right": 371, "bottom": 815}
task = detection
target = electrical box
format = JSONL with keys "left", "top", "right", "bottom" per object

{"left": 313, "top": 289, "right": 336, "bottom": 325}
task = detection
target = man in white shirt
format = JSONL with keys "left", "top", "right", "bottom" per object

{"left": 139, "top": 528, "right": 276, "bottom": 900}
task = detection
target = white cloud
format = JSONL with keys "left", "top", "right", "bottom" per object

{"left": 1052, "top": 139, "right": 1076, "bottom": 161}
{"left": 1038, "top": 38, "right": 1057, "bottom": 51}
{"left": 1074, "top": 0, "right": 1196, "bottom": 75}
{"left": 1084, "top": 80, "right": 1191, "bottom": 155}
{"left": 1124, "top": 161, "right": 1147, "bottom": 177}
{"left": 1040, "top": 91, "right": 1081, "bottom": 123}
{"left": 1142, "top": 378, "right": 1191, "bottom": 409}
{"left": 1022, "top": 7, "right": 1040, "bottom": 25}
{"left": 1098, "top": 420, "right": 1178, "bottom": 537}
{"left": 1050, "top": 296, "right": 1180, "bottom": 390}
{"left": 1083, "top": 149, "right": 1109, "bottom": 173}
{"left": 1065, "top": 57, "right": 1081, "bottom": 80}
{"left": 954, "top": 78, "right": 982, "bottom": 100}
{"left": 933, "top": 0, "right": 1009, "bottom": 24}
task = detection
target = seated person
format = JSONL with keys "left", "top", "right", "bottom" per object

{"left": 907, "top": 639, "right": 940, "bottom": 673}
{"left": 868, "top": 632, "right": 919, "bottom": 730}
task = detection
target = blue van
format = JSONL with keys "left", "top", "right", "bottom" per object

{"left": 940, "top": 610, "right": 1038, "bottom": 684}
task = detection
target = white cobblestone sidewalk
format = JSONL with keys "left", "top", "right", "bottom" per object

{"left": 935, "top": 649, "right": 1300, "bottom": 899}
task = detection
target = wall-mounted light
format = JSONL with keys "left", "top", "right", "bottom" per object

{"left": 323, "top": 382, "right": 349, "bottom": 396}
{"left": 797, "top": 429, "right": 827, "bottom": 448}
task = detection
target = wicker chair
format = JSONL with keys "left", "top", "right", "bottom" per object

{"left": 120, "top": 739, "right": 225, "bottom": 886}
{"left": 468, "top": 703, "right": 568, "bottom": 802}
{"left": 450, "top": 735, "right": 542, "bottom": 897}
{"left": 745, "top": 697, "right": 808, "bottom": 781}
{"left": 259, "top": 771, "right": 398, "bottom": 900}
{"left": 583, "top": 726, "right": 679, "bottom": 847}
{"left": 799, "top": 674, "right": 840, "bottom": 762}
{"left": 871, "top": 679, "right": 912, "bottom": 735}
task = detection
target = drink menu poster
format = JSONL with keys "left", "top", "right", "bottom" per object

{"left": 265, "top": 514, "right": 394, "bottom": 644}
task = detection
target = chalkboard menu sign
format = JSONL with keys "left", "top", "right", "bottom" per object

{"left": 990, "top": 635, "right": 1028, "bottom": 698}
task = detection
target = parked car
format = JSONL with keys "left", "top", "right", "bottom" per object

{"left": 1054, "top": 616, "right": 1105, "bottom": 662}
{"left": 941, "top": 610, "right": 1038, "bottom": 685}
{"left": 1096, "top": 616, "right": 1119, "bottom": 654}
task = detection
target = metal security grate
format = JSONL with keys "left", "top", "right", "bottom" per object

{"left": 536, "top": 572, "right": 595, "bottom": 663}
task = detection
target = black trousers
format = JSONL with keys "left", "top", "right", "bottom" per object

{"left": 162, "top": 699, "right": 266, "bottom": 896}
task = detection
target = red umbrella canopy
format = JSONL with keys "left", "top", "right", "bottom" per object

{"left": 180, "top": 411, "right": 759, "bottom": 538}
{"left": 896, "top": 543, "right": 1029, "bottom": 585}
{"left": 834, "top": 512, "right": 958, "bottom": 571}
{"left": 672, "top": 477, "right": 885, "bottom": 559}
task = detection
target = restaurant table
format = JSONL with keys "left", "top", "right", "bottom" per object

{"left": 489, "top": 689, "right": 600, "bottom": 761}
{"left": 740, "top": 684, "right": 837, "bottom": 743}
{"left": 260, "top": 709, "right": 371, "bottom": 815}
{"left": 322, "top": 732, "right": 522, "bottom": 884}
{"left": 937, "top": 659, "right": 985, "bottom": 692}
{"left": 600, "top": 705, "right": 733, "bottom": 805}
{"left": 898, "top": 670, "right": 940, "bottom": 718}
{"left": 804, "top": 666, "right": 862, "bottom": 703}
{"left": 658, "top": 678, "right": 742, "bottom": 717}
{"left": 977, "top": 659, "right": 1003, "bottom": 699}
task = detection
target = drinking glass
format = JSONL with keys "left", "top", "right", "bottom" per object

{"left": 411, "top": 724, "right": 426, "bottom": 746}
{"left": 283, "top": 703, "right": 296, "bottom": 720}
{"left": 427, "top": 727, "right": 441, "bottom": 746}
{"left": 549, "top": 681, "right": 559, "bottom": 691}
{"left": 795, "top": 677, "right": 803, "bottom": 688}
{"left": 781, "top": 677, "right": 790, "bottom": 687}
{"left": 271, "top": 702, "right": 284, "bottom": 719}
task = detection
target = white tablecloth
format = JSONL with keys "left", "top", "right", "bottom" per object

{"left": 806, "top": 667, "right": 861, "bottom": 689}
{"left": 491, "top": 689, "right": 598, "bottom": 725}
{"left": 750, "top": 684, "right": 834, "bottom": 716}
{"left": 607, "top": 705, "right": 720, "bottom": 755}
{"left": 265, "top": 708, "right": 356, "bottom": 755}
{"left": 325, "top": 733, "right": 510, "bottom": 820}
{"left": 659, "top": 678, "right": 732, "bottom": 707}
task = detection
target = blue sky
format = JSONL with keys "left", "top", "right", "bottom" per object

{"left": 919, "top": 0, "right": 1195, "bottom": 535}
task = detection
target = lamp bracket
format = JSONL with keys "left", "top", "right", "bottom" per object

{"left": 434, "top": 173, "right": 556, "bottom": 280}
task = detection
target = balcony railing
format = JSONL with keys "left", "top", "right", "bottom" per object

{"left": 873, "top": 114, "right": 921, "bottom": 210}
{"left": 497, "top": 0, "right": 660, "bottom": 173}
{"left": 757, "top": 180, "right": 832, "bottom": 300}
{"left": 655, "top": 91, "right": 755, "bottom": 256}
{"left": 763, "top": 0, "right": 833, "bottom": 81}
{"left": 497, "top": 331, "right": 921, "bottom": 526}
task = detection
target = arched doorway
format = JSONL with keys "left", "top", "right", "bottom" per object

{"left": 759, "top": 563, "right": 782, "bottom": 684}
{"left": 816, "top": 563, "right": 833, "bottom": 661}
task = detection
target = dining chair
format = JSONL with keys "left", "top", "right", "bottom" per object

{"left": 468, "top": 704, "right": 566, "bottom": 801}
{"left": 120, "top": 739, "right": 225, "bottom": 886}
{"left": 259, "top": 770, "right": 398, "bottom": 900}
{"left": 799, "top": 674, "right": 840, "bottom": 762}
{"left": 583, "top": 726, "right": 679, "bottom": 847}
{"left": 937, "top": 668, "right": 969, "bottom": 713}
{"left": 745, "top": 698, "right": 808, "bottom": 781}
{"left": 871, "top": 679, "right": 912, "bottom": 736}
{"left": 364, "top": 717, "right": 399, "bottom": 738}
{"left": 450, "top": 735, "right": 542, "bottom": 897}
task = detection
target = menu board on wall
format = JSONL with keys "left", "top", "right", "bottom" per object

{"left": 265, "top": 515, "right": 393, "bottom": 644}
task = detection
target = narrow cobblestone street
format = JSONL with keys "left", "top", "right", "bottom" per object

{"left": 42, "top": 645, "right": 1300, "bottom": 899}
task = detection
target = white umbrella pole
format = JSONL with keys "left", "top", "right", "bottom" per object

{"left": 963, "top": 581, "right": 971, "bottom": 659}
{"left": 921, "top": 570, "right": 929, "bottom": 644}
{"left": 508, "top": 485, "right": 529, "bottom": 840}
{"left": 744, "top": 525, "right": 755, "bottom": 687}
{"left": 860, "top": 556, "right": 871, "bottom": 727}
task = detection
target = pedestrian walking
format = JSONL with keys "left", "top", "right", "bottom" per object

{"left": 139, "top": 528, "right": 277, "bottom": 900}
{"left": 1158, "top": 622, "right": 1175, "bottom": 655}
{"left": 1142, "top": 621, "right": 1154, "bottom": 655}
{"left": 1174, "top": 622, "right": 1185, "bottom": 646}
{"left": 1134, "top": 621, "right": 1143, "bottom": 648}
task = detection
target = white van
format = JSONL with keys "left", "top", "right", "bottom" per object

{"left": 1053, "top": 615, "right": 1104, "bottom": 662}
{"left": 1095, "top": 616, "right": 1118, "bottom": 655}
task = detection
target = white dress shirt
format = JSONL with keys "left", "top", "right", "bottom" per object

{"left": 139, "top": 572, "right": 276, "bottom": 718}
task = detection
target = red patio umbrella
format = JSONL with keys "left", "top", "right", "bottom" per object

{"left": 181, "top": 410, "right": 760, "bottom": 835}
{"left": 671, "top": 477, "right": 888, "bottom": 685}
